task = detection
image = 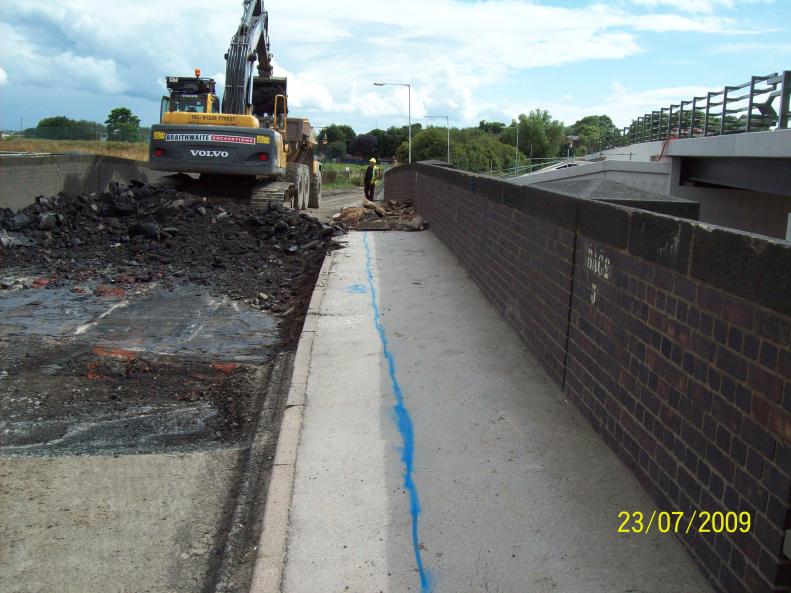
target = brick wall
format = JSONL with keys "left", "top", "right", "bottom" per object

{"left": 382, "top": 166, "right": 415, "bottom": 203}
{"left": 0, "top": 155, "right": 168, "bottom": 210}
{"left": 386, "top": 163, "right": 791, "bottom": 593}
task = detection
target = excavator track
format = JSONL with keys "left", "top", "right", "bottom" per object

{"left": 151, "top": 174, "right": 298, "bottom": 211}
{"left": 251, "top": 180, "right": 297, "bottom": 209}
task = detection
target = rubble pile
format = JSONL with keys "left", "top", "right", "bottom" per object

{"left": 332, "top": 198, "right": 427, "bottom": 231}
{"left": 0, "top": 181, "right": 338, "bottom": 330}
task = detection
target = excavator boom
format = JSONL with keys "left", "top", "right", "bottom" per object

{"left": 223, "top": 0, "right": 273, "bottom": 115}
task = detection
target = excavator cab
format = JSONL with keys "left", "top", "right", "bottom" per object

{"left": 159, "top": 72, "right": 222, "bottom": 122}
{"left": 170, "top": 94, "right": 218, "bottom": 114}
{"left": 160, "top": 94, "right": 218, "bottom": 118}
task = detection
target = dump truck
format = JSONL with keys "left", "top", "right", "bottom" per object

{"left": 148, "top": 0, "right": 321, "bottom": 209}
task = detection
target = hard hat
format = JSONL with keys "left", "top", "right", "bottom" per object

{"left": 369, "top": 158, "right": 376, "bottom": 164}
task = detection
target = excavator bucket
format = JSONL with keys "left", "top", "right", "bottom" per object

{"left": 252, "top": 76, "right": 288, "bottom": 117}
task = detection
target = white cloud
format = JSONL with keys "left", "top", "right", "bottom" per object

{"left": 234, "top": 0, "right": 763, "bottom": 126}
{"left": 45, "top": 53, "right": 126, "bottom": 94}
{"left": 492, "top": 80, "right": 721, "bottom": 128}
{"left": 256, "top": 0, "right": 655, "bottom": 126}
{"left": 211, "top": 71, "right": 226, "bottom": 94}
{"left": 0, "top": 1, "right": 236, "bottom": 99}
{"left": 0, "top": 21, "right": 126, "bottom": 94}
{"left": 0, "top": 0, "right": 778, "bottom": 129}
{"left": 280, "top": 71, "right": 337, "bottom": 112}
{"left": 628, "top": 0, "right": 773, "bottom": 14}
{"left": 0, "top": 67, "right": 7, "bottom": 85}
{"left": 573, "top": 81, "right": 716, "bottom": 127}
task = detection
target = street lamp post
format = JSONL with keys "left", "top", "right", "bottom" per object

{"left": 424, "top": 115, "right": 450, "bottom": 164}
{"left": 373, "top": 82, "right": 411, "bottom": 163}
{"left": 512, "top": 116, "right": 523, "bottom": 172}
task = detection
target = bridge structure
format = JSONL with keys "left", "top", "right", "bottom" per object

{"left": 509, "top": 71, "right": 791, "bottom": 241}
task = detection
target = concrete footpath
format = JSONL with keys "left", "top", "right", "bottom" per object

{"left": 272, "top": 231, "right": 713, "bottom": 593}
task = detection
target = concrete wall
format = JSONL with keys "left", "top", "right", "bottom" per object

{"left": 600, "top": 140, "right": 665, "bottom": 162}
{"left": 515, "top": 159, "right": 672, "bottom": 196}
{"left": 510, "top": 157, "right": 791, "bottom": 240}
{"left": 667, "top": 130, "right": 791, "bottom": 159}
{"left": 599, "top": 130, "right": 791, "bottom": 162}
{"left": 0, "top": 154, "right": 168, "bottom": 211}
{"left": 667, "top": 161, "right": 791, "bottom": 240}
{"left": 673, "top": 185, "right": 791, "bottom": 240}
{"left": 386, "top": 163, "right": 791, "bottom": 593}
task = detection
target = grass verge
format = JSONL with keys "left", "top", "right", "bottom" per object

{"left": 321, "top": 162, "right": 389, "bottom": 190}
{"left": 1, "top": 138, "right": 149, "bottom": 161}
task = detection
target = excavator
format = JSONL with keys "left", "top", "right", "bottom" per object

{"left": 148, "top": 0, "right": 321, "bottom": 209}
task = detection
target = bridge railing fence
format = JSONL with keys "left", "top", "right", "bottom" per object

{"left": 486, "top": 158, "right": 570, "bottom": 178}
{"left": 599, "top": 70, "right": 790, "bottom": 151}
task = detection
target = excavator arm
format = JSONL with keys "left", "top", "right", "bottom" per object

{"left": 222, "top": 0, "right": 274, "bottom": 115}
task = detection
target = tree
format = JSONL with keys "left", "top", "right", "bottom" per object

{"left": 500, "top": 110, "right": 566, "bottom": 160}
{"left": 392, "top": 125, "right": 422, "bottom": 159}
{"left": 567, "top": 114, "right": 619, "bottom": 154}
{"left": 324, "top": 140, "right": 347, "bottom": 160}
{"left": 365, "top": 125, "right": 418, "bottom": 159}
{"left": 454, "top": 128, "right": 516, "bottom": 172}
{"left": 393, "top": 126, "right": 514, "bottom": 172}
{"left": 379, "top": 127, "right": 403, "bottom": 159}
{"left": 105, "top": 108, "right": 141, "bottom": 142}
{"left": 321, "top": 124, "right": 356, "bottom": 152}
{"left": 349, "top": 133, "right": 378, "bottom": 158}
{"left": 396, "top": 127, "right": 447, "bottom": 162}
{"left": 24, "top": 116, "right": 105, "bottom": 140}
{"left": 479, "top": 119, "right": 505, "bottom": 135}
{"left": 368, "top": 128, "right": 388, "bottom": 158}
{"left": 38, "top": 116, "right": 73, "bottom": 129}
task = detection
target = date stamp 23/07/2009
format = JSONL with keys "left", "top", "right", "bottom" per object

{"left": 617, "top": 511, "right": 752, "bottom": 535}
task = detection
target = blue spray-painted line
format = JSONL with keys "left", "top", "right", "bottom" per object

{"left": 346, "top": 283, "right": 367, "bottom": 294}
{"left": 362, "top": 232, "right": 431, "bottom": 593}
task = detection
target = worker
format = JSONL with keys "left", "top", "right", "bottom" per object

{"left": 364, "top": 158, "right": 377, "bottom": 201}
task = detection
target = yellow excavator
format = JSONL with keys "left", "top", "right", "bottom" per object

{"left": 148, "top": 0, "right": 321, "bottom": 209}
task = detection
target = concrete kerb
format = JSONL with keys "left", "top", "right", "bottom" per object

{"left": 248, "top": 250, "right": 334, "bottom": 593}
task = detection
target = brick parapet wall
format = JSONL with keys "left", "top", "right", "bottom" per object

{"left": 385, "top": 163, "right": 791, "bottom": 593}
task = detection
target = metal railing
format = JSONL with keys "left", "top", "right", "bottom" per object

{"left": 599, "top": 71, "right": 790, "bottom": 150}
{"left": 488, "top": 157, "right": 575, "bottom": 178}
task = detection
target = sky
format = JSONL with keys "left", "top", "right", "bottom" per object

{"left": 0, "top": 0, "right": 790, "bottom": 133}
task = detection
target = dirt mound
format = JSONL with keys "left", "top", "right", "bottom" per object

{"left": 332, "top": 198, "right": 426, "bottom": 231}
{"left": 0, "top": 181, "right": 340, "bottom": 346}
